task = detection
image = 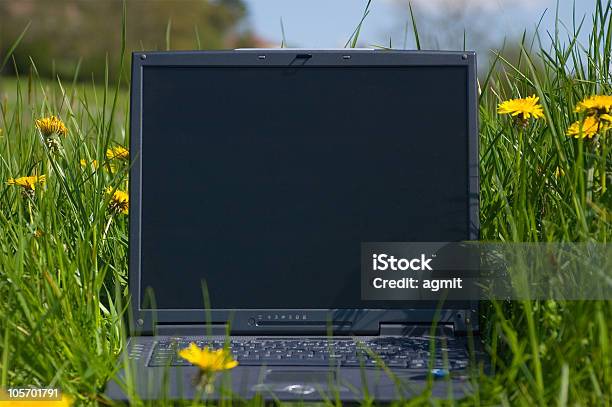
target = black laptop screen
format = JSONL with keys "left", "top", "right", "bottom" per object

{"left": 139, "top": 65, "right": 470, "bottom": 309}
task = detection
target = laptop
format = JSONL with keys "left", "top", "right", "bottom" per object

{"left": 105, "top": 49, "right": 482, "bottom": 402}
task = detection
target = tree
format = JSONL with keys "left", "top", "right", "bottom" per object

{"left": 0, "top": 0, "right": 257, "bottom": 82}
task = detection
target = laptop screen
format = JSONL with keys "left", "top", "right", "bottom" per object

{"left": 139, "top": 65, "right": 470, "bottom": 309}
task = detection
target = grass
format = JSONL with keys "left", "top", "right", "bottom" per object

{"left": 0, "top": 0, "right": 611, "bottom": 405}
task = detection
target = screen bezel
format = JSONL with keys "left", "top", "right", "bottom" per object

{"left": 129, "top": 50, "right": 480, "bottom": 335}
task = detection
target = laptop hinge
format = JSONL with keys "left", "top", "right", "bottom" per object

{"left": 155, "top": 324, "right": 229, "bottom": 336}
{"left": 379, "top": 324, "right": 455, "bottom": 337}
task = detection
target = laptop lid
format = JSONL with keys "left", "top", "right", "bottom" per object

{"left": 129, "top": 50, "right": 479, "bottom": 336}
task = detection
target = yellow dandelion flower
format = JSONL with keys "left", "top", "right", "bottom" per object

{"left": 80, "top": 159, "right": 99, "bottom": 169}
{"left": 106, "top": 162, "right": 118, "bottom": 174}
{"left": 35, "top": 116, "right": 68, "bottom": 137}
{"left": 106, "top": 146, "right": 129, "bottom": 161}
{"left": 574, "top": 95, "right": 612, "bottom": 114}
{"left": 600, "top": 113, "right": 612, "bottom": 123}
{"left": 6, "top": 175, "right": 47, "bottom": 191}
{"left": 566, "top": 116, "right": 609, "bottom": 139}
{"left": 498, "top": 95, "right": 545, "bottom": 121}
{"left": 178, "top": 343, "right": 238, "bottom": 373}
{"left": 105, "top": 187, "right": 129, "bottom": 215}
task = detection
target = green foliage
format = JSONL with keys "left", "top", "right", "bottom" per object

{"left": 0, "top": 0, "right": 611, "bottom": 405}
{"left": 0, "top": 0, "right": 255, "bottom": 82}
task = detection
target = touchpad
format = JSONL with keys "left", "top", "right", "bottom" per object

{"left": 251, "top": 370, "right": 347, "bottom": 395}
{"left": 253, "top": 369, "right": 348, "bottom": 396}
{"left": 265, "top": 370, "right": 333, "bottom": 384}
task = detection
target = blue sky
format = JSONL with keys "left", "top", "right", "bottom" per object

{"left": 242, "top": 0, "right": 597, "bottom": 53}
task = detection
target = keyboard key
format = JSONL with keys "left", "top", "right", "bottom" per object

{"left": 237, "top": 355, "right": 260, "bottom": 361}
{"left": 409, "top": 360, "right": 426, "bottom": 369}
{"left": 239, "top": 358, "right": 335, "bottom": 366}
{"left": 386, "top": 360, "right": 408, "bottom": 368}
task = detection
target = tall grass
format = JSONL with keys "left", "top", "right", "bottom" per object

{"left": 0, "top": 1, "right": 611, "bottom": 405}
{"left": 477, "top": 1, "right": 612, "bottom": 404}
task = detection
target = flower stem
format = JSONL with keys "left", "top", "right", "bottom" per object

{"left": 27, "top": 200, "right": 33, "bottom": 225}
{"left": 601, "top": 138, "right": 607, "bottom": 194}
{"left": 102, "top": 216, "right": 114, "bottom": 244}
{"left": 586, "top": 166, "right": 594, "bottom": 203}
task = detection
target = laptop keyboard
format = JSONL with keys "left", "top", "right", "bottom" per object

{"left": 148, "top": 337, "right": 470, "bottom": 370}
